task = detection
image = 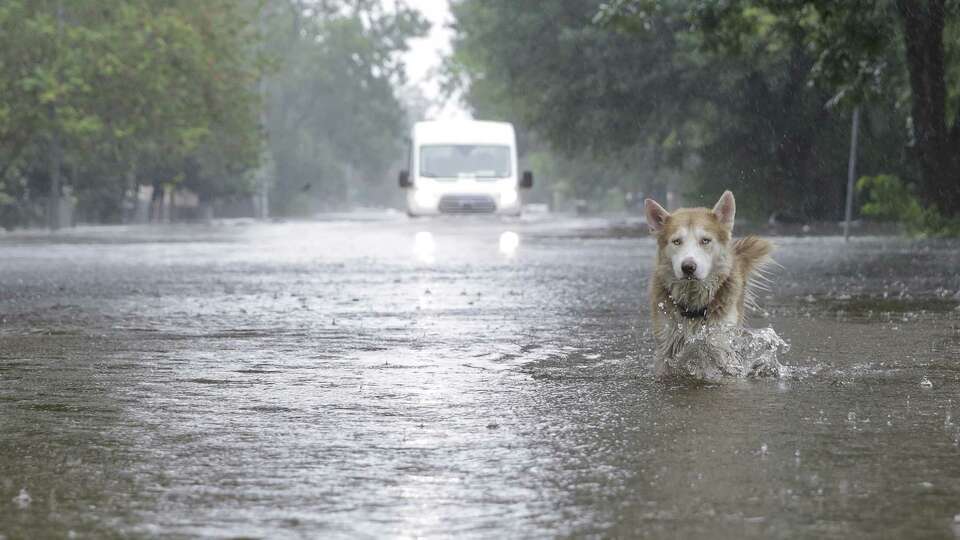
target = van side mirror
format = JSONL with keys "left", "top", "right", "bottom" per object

{"left": 520, "top": 170, "right": 533, "bottom": 189}
{"left": 398, "top": 170, "right": 411, "bottom": 188}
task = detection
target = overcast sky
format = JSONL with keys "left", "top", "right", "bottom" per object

{"left": 401, "top": 0, "right": 468, "bottom": 119}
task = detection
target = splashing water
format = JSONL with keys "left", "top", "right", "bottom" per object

{"left": 12, "top": 488, "right": 31, "bottom": 510}
{"left": 664, "top": 325, "right": 789, "bottom": 381}
{"left": 737, "top": 327, "right": 790, "bottom": 378}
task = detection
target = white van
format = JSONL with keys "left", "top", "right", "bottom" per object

{"left": 399, "top": 120, "right": 533, "bottom": 216}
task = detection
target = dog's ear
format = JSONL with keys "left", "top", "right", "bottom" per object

{"left": 712, "top": 190, "right": 735, "bottom": 229}
{"left": 644, "top": 198, "right": 670, "bottom": 232}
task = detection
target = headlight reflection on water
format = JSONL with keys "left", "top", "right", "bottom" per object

{"left": 414, "top": 230, "right": 519, "bottom": 261}
{"left": 499, "top": 231, "right": 520, "bottom": 257}
{"left": 413, "top": 231, "right": 435, "bottom": 263}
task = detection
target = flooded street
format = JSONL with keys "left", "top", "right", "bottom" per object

{"left": 1, "top": 216, "right": 959, "bottom": 538}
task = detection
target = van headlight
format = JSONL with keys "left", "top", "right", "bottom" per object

{"left": 414, "top": 189, "right": 436, "bottom": 208}
{"left": 500, "top": 189, "right": 518, "bottom": 206}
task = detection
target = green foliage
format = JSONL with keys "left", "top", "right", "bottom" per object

{"left": 448, "top": 0, "right": 890, "bottom": 219}
{"left": 857, "top": 174, "right": 924, "bottom": 223}
{"left": 0, "top": 0, "right": 426, "bottom": 224}
{"left": 606, "top": 0, "right": 960, "bottom": 218}
{"left": 446, "top": 0, "right": 700, "bottom": 208}
{"left": 263, "top": 1, "right": 427, "bottom": 214}
{"left": 0, "top": 0, "right": 266, "bottom": 224}
{"left": 451, "top": 0, "right": 960, "bottom": 221}
{"left": 449, "top": 0, "right": 688, "bottom": 158}
{"left": 857, "top": 174, "right": 960, "bottom": 237}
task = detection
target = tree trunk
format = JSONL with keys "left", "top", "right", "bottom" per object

{"left": 149, "top": 180, "right": 164, "bottom": 222}
{"left": 48, "top": 128, "right": 62, "bottom": 231}
{"left": 897, "top": 0, "right": 960, "bottom": 213}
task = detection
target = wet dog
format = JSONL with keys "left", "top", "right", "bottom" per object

{"left": 645, "top": 191, "right": 774, "bottom": 380}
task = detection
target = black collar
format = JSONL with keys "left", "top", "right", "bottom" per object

{"left": 678, "top": 305, "right": 708, "bottom": 319}
{"left": 662, "top": 286, "right": 710, "bottom": 319}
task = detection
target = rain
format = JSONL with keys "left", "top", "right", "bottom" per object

{"left": 1, "top": 1, "right": 960, "bottom": 538}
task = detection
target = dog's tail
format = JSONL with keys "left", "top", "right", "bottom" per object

{"left": 734, "top": 236, "right": 775, "bottom": 311}
{"left": 734, "top": 236, "right": 774, "bottom": 274}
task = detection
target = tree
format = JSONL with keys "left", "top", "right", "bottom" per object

{"left": 0, "top": 0, "right": 265, "bottom": 228}
{"left": 448, "top": 0, "right": 882, "bottom": 219}
{"left": 446, "top": 0, "right": 701, "bottom": 209}
{"left": 606, "top": 0, "right": 960, "bottom": 219}
{"left": 896, "top": 0, "right": 960, "bottom": 210}
{"left": 262, "top": 0, "right": 427, "bottom": 215}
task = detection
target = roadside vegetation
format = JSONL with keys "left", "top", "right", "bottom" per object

{"left": 446, "top": 0, "right": 960, "bottom": 233}
{"left": 0, "top": 0, "right": 425, "bottom": 229}
{"left": 3, "top": 1, "right": 958, "bottom": 235}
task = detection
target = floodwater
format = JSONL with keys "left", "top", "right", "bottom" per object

{"left": 1, "top": 215, "right": 958, "bottom": 538}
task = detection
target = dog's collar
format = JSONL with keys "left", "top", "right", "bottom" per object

{"left": 678, "top": 306, "right": 708, "bottom": 319}
{"left": 662, "top": 285, "right": 712, "bottom": 320}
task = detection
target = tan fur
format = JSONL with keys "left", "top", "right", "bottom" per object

{"left": 646, "top": 192, "right": 773, "bottom": 379}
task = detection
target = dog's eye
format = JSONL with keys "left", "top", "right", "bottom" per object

{"left": 671, "top": 238, "right": 682, "bottom": 246}
{"left": 700, "top": 237, "right": 712, "bottom": 245}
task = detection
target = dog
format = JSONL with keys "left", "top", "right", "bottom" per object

{"left": 644, "top": 191, "right": 774, "bottom": 380}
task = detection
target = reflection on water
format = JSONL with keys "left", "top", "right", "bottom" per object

{"left": 413, "top": 230, "right": 435, "bottom": 263}
{"left": 413, "top": 228, "right": 520, "bottom": 261}
{"left": 498, "top": 230, "right": 520, "bottom": 257}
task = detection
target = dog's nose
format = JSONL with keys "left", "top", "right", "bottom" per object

{"left": 681, "top": 259, "right": 697, "bottom": 276}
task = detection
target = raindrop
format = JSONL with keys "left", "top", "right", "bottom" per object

{"left": 12, "top": 488, "right": 30, "bottom": 509}
{"left": 919, "top": 377, "right": 933, "bottom": 389}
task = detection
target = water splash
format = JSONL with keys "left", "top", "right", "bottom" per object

{"left": 12, "top": 488, "right": 31, "bottom": 509}
{"left": 663, "top": 325, "right": 789, "bottom": 381}
{"left": 736, "top": 327, "right": 790, "bottom": 378}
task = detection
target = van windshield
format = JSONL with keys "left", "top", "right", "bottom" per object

{"left": 419, "top": 145, "right": 511, "bottom": 178}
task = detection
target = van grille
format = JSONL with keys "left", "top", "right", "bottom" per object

{"left": 438, "top": 194, "right": 497, "bottom": 214}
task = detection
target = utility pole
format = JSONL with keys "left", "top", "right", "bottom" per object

{"left": 843, "top": 106, "right": 861, "bottom": 241}
{"left": 48, "top": 0, "right": 64, "bottom": 231}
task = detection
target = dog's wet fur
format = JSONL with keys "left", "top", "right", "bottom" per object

{"left": 645, "top": 191, "right": 773, "bottom": 380}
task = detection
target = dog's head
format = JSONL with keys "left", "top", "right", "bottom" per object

{"left": 644, "top": 191, "right": 735, "bottom": 282}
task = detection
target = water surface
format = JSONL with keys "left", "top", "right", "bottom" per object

{"left": 1, "top": 217, "right": 958, "bottom": 538}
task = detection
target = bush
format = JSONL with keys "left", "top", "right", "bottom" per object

{"left": 857, "top": 174, "right": 960, "bottom": 237}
